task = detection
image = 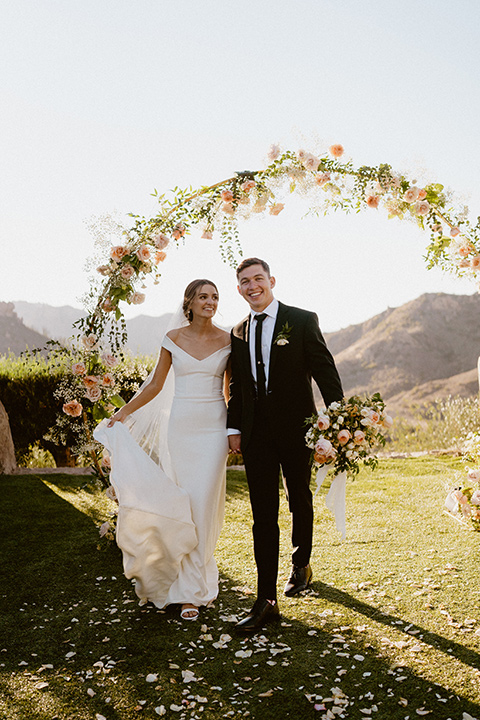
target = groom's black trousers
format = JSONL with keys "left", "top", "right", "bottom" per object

{"left": 241, "top": 403, "right": 313, "bottom": 600}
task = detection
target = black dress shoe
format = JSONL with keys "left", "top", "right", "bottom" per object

{"left": 234, "top": 598, "right": 280, "bottom": 633}
{"left": 284, "top": 564, "right": 313, "bottom": 596}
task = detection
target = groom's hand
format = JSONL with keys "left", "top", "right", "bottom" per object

{"left": 228, "top": 434, "right": 242, "bottom": 454}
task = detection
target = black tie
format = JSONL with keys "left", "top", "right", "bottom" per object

{"left": 255, "top": 313, "right": 267, "bottom": 399}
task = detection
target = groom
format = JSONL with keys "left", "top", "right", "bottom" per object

{"left": 227, "top": 257, "right": 343, "bottom": 633}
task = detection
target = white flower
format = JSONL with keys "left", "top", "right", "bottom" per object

{"left": 130, "top": 292, "right": 145, "bottom": 305}
{"left": 276, "top": 337, "right": 288, "bottom": 346}
{"left": 329, "top": 401, "right": 341, "bottom": 411}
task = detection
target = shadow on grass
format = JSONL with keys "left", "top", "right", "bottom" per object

{"left": 1, "top": 474, "right": 480, "bottom": 720}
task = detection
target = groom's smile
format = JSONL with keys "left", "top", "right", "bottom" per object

{"left": 237, "top": 263, "right": 276, "bottom": 313}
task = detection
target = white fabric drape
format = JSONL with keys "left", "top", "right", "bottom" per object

{"left": 314, "top": 467, "right": 347, "bottom": 540}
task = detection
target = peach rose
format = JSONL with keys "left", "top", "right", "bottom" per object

{"left": 102, "top": 455, "right": 112, "bottom": 470}
{"left": 222, "top": 202, "right": 235, "bottom": 215}
{"left": 316, "top": 413, "right": 330, "bottom": 431}
{"left": 221, "top": 189, "right": 234, "bottom": 202}
{"left": 97, "top": 265, "right": 111, "bottom": 276}
{"left": 413, "top": 200, "right": 430, "bottom": 216}
{"left": 153, "top": 232, "right": 169, "bottom": 250}
{"left": 172, "top": 224, "right": 185, "bottom": 240}
{"left": 431, "top": 223, "right": 443, "bottom": 233}
{"left": 329, "top": 144, "right": 344, "bottom": 158}
{"left": 136, "top": 245, "right": 151, "bottom": 263}
{"left": 105, "top": 485, "right": 118, "bottom": 503}
{"left": 201, "top": 230, "right": 213, "bottom": 240}
{"left": 314, "top": 438, "right": 336, "bottom": 464}
{"left": 110, "top": 245, "right": 129, "bottom": 261}
{"left": 417, "top": 188, "right": 427, "bottom": 200}
{"left": 303, "top": 154, "right": 320, "bottom": 171}
{"left": 120, "top": 265, "right": 135, "bottom": 280}
{"left": 470, "top": 256, "right": 480, "bottom": 269}
{"left": 450, "top": 227, "right": 460, "bottom": 237}
{"left": 315, "top": 172, "right": 331, "bottom": 187}
{"left": 154, "top": 250, "right": 167, "bottom": 263}
{"left": 337, "top": 429, "right": 351, "bottom": 445}
{"left": 403, "top": 187, "right": 420, "bottom": 204}
{"left": 85, "top": 385, "right": 102, "bottom": 402}
{"left": 83, "top": 375, "right": 100, "bottom": 388}
{"left": 102, "top": 298, "right": 115, "bottom": 312}
{"left": 297, "top": 149, "right": 308, "bottom": 161}
{"left": 366, "top": 195, "right": 380, "bottom": 209}
{"left": 62, "top": 400, "right": 83, "bottom": 417}
{"left": 470, "top": 488, "right": 480, "bottom": 505}
{"left": 101, "top": 353, "right": 118, "bottom": 368}
{"left": 458, "top": 245, "right": 471, "bottom": 258}
{"left": 269, "top": 203, "right": 284, "bottom": 216}
{"left": 381, "top": 414, "right": 394, "bottom": 429}
{"left": 72, "top": 362, "right": 86, "bottom": 376}
{"left": 130, "top": 292, "right": 145, "bottom": 305}
{"left": 102, "top": 373, "right": 115, "bottom": 387}
{"left": 353, "top": 430, "right": 366, "bottom": 444}
{"left": 241, "top": 180, "right": 256, "bottom": 192}
{"left": 81, "top": 334, "right": 97, "bottom": 351}
{"left": 458, "top": 258, "right": 470, "bottom": 268}
{"left": 267, "top": 144, "right": 281, "bottom": 161}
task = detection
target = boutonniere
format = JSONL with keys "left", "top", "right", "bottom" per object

{"left": 274, "top": 322, "right": 293, "bottom": 346}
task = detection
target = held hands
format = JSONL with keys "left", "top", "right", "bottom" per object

{"left": 228, "top": 434, "right": 242, "bottom": 454}
{"left": 107, "top": 406, "right": 131, "bottom": 428}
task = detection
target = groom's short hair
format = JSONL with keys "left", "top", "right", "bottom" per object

{"left": 236, "top": 257, "right": 271, "bottom": 278}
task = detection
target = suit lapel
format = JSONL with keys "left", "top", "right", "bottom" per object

{"left": 268, "top": 302, "right": 289, "bottom": 378}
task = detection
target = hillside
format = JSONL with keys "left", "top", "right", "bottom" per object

{"left": 0, "top": 303, "right": 50, "bottom": 355}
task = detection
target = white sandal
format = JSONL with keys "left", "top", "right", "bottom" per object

{"left": 180, "top": 604, "right": 199, "bottom": 621}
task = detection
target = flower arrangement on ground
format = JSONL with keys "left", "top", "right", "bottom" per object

{"left": 305, "top": 393, "right": 392, "bottom": 477}
{"left": 445, "top": 431, "right": 480, "bottom": 531}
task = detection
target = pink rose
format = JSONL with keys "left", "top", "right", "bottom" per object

{"left": 353, "top": 430, "right": 366, "bottom": 444}
{"left": 241, "top": 180, "right": 256, "bottom": 192}
{"left": 316, "top": 413, "right": 330, "bottom": 431}
{"left": 172, "top": 224, "right": 185, "bottom": 240}
{"left": 366, "top": 195, "right": 380, "bottom": 209}
{"left": 221, "top": 189, "right": 234, "bottom": 202}
{"left": 297, "top": 149, "right": 308, "bottom": 161}
{"left": 267, "top": 144, "right": 281, "bottom": 161}
{"left": 97, "top": 265, "right": 111, "bottom": 276}
{"left": 329, "top": 144, "right": 344, "bottom": 158}
{"left": 130, "top": 292, "right": 145, "bottom": 305}
{"left": 81, "top": 334, "right": 97, "bottom": 351}
{"left": 105, "top": 485, "right": 118, "bottom": 503}
{"left": 102, "top": 298, "right": 115, "bottom": 312}
{"left": 120, "top": 265, "right": 135, "bottom": 280}
{"left": 337, "top": 429, "right": 351, "bottom": 445}
{"left": 403, "top": 187, "right": 420, "bottom": 204}
{"left": 102, "top": 455, "right": 112, "bottom": 470}
{"left": 102, "top": 373, "right": 115, "bottom": 387}
{"left": 269, "top": 203, "right": 284, "bottom": 216}
{"left": 315, "top": 437, "right": 333, "bottom": 455}
{"left": 315, "top": 172, "right": 331, "bottom": 187}
{"left": 153, "top": 233, "right": 169, "bottom": 250}
{"left": 470, "top": 256, "right": 480, "bottom": 269}
{"left": 62, "top": 400, "right": 83, "bottom": 417}
{"left": 110, "top": 245, "right": 129, "bottom": 261}
{"left": 83, "top": 375, "right": 100, "bottom": 388}
{"left": 413, "top": 200, "right": 430, "bottom": 216}
{"left": 450, "top": 227, "right": 460, "bottom": 237}
{"left": 303, "top": 154, "right": 320, "bottom": 171}
{"left": 467, "top": 468, "right": 480, "bottom": 483}
{"left": 201, "top": 230, "right": 213, "bottom": 240}
{"left": 99, "top": 521, "right": 111, "bottom": 538}
{"left": 154, "top": 250, "right": 167, "bottom": 263}
{"left": 381, "top": 414, "right": 394, "bottom": 429}
{"left": 470, "top": 489, "right": 480, "bottom": 505}
{"left": 72, "top": 362, "right": 86, "bottom": 376}
{"left": 136, "top": 245, "right": 151, "bottom": 263}
{"left": 101, "top": 353, "right": 118, "bottom": 368}
{"left": 417, "top": 188, "right": 427, "bottom": 200}
{"left": 85, "top": 385, "right": 102, "bottom": 402}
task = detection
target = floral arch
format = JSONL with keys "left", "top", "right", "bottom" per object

{"left": 60, "top": 143, "right": 479, "bottom": 479}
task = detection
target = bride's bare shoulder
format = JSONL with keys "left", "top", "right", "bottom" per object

{"left": 165, "top": 328, "right": 184, "bottom": 342}
{"left": 216, "top": 328, "right": 231, "bottom": 344}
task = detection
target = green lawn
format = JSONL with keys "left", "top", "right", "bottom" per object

{"left": 1, "top": 457, "right": 480, "bottom": 720}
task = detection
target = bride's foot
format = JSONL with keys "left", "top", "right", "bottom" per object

{"left": 180, "top": 604, "right": 199, "bottom": 621}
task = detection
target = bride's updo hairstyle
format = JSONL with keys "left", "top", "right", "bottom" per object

{"left": 183, "top": 279, "right": 219, "bottom": 322}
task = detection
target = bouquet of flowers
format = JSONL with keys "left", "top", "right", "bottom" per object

{"left": 305, "top": 393, "right": 392, "bottom": 477}
{"left": 445, "top": 432, "right": 480, "bottom": 531}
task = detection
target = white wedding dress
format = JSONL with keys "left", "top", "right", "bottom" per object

{"left": 94, "top": 335, "right": 230, "bottom": 608}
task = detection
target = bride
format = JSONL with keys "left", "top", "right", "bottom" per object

{"left": 94, "top": 279, "right": 230, "bottom": 621}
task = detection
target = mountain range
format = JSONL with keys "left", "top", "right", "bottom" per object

{"left": 3, "top": 294, "right": 480, "bottom": 415}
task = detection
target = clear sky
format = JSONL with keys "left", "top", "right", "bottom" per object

{"left": 2, "top": 0, "right": 480, "bottom": 331}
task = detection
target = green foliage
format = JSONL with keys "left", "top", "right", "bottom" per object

{"left": 387, "top": 396, "right": 480, "bottom": 453}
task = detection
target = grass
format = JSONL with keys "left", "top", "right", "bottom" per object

{"left": 1, "top": 458, "right": 480, "bottom": 720}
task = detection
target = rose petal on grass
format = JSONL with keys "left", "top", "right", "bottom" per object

{"left": 155, "top": 707, "right": 166, "bottom": 716}
{"left": 146, "top": 673, "right": 158, "bottom": 682}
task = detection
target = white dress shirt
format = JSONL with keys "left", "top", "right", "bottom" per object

{"left": 227, "top": 298, "right": 279, "bottom": 436}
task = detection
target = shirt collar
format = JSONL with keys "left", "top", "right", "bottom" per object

{"left": 251, "top": 298, "right": 278, "bottom": 321}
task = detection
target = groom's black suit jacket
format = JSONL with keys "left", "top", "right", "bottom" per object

{"left": 228, "top": 301, "right": 343, "bottom": 449}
